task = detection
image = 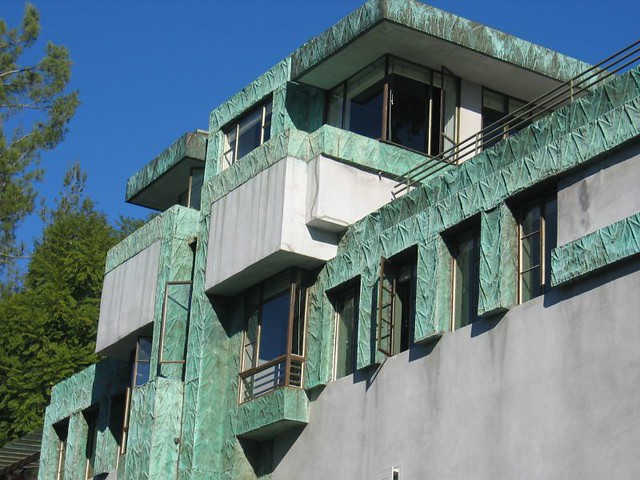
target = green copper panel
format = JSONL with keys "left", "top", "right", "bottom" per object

{"left": 126, "top": 131, "right": 207, "bottom": 204}
{"left": 552, "top": 212, "right": 640, "bottom": 286}
{"left": 235, "top": 388, "right": 309, "bottom": 440}
{"left": 124, "top": 383, "right": 154, "bottom": 480}
{"left": 209, "top": 59, "right": 291, "bottom": 133}
{"left": 64, "top": 412, "right": 88, "bottom": 480}
{"left": 94, "top": 396, "right": 118, "bottom": 475}
{"left": 415, "top": 236, "right": 452, "bottom": 343}
{"left": 291, "top": 0, "right": 590, "bottom": 82}
{"left": 478, "top": 204, "right": 518, "bottom": 316}
{"left": 202, "top": 125, "right": 438, "bottom": 217}
{"left": 148, "top": 378, "right": 184, "bottom": 480}
{"left": 305, "top": 67, "right": 640, "bottom": 388}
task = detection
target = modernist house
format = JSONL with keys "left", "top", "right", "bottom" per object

{"left": 37, "top": 1, "right": 640, "bottom": 478}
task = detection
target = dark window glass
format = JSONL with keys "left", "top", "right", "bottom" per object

{"left": 189, "top": 168, "right": 204, "bottom": 210}
{"left": 378, "top": 248, "right": 417, "bottom": 356}
{"left": 429, "top": 86, "right": 442, "bottom": 156}
{"left": 259, "top": 291, "right": 291, "bottom": 363}
{"left": 519, "top": 195, "right": 557, "bottom": 303}
{"left": 134, "top": 337, "right": 152, "bottom": 387}
{"left": 333, "top": 284, "right": 359, "bottom": 379}
{"left": 223, "top": 100, "right": 272, "bottom": 168}
{"left": 53, "top": 420, "right": 68, "bottom": 480}
{"left": 390, "top": 75, "right": 429, "bottom": 152}
{"left": 451, "top": 229, "right": 480, "bottom": 329}
{"left": 348, "top": 80, "right": 384, "bottom": 140}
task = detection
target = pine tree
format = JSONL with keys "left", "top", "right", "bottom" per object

{"left": 0, "top": 3, "right": 79, "bottom": 276}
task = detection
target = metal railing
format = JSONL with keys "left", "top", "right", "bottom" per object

{"left": 393, "top": 39, "right": 640, "bottom": 197}
{"left": 239, "top": 354, "right": 304, "bottom": 402}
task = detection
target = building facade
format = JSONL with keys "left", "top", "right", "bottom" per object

{"left": 38, "top": 1, "right": 640, "bottom": 478}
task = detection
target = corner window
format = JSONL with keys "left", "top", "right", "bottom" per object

{"left": 240, "top": 270, "right": 307, "bottom": 402}
{"left": 222, "top": 99, "right": 272, "bottom": 169}
{"left": 518, "top": 194, "right": 557, "bottom": 303}
{"left": 448, "top": 228, "right": 480, "bottom": 330}
{"left": 178, "top": 167, "right": 204, "bottom": 210}
{"left": 377, "top": 247, "right": 417, "bottom": 357}
{"left": 330, "top": 280, "right": 360, "bottom": 379}
{"left": 133, "top": 337, "right": 152, "bottom": 387}
{"left": 327, "top": 56, "right": 458, "bottom": 157}
{"left": 53, "top": 419, "right": 68, "bottom": 480}
{"left": 83, "top": 409, "right": 99, "bottom": 480}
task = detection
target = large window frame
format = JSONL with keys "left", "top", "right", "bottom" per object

{"left": 482, "top": 87, "right": 540, "bottom": 149}
{"left": 377, "top": 247, "right": 418, "bottom": 357}
{"left": 327, "top": 55, "right": 459, "bottom": 158}
{"left": 239, "top": 270, "right": 308, "bottom": 402}
{"left": 222, "top": 99, "right": 272, "bottom": 170}
{"left": 517, "top": 193, "right": 558, "bottom": 303}
{"left": 330, "top": 279, "right": 360, "bottom": 380}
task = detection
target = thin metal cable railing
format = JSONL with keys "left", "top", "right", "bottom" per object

{"left": 393, "top": 39, "right": 640, "bottom": 197}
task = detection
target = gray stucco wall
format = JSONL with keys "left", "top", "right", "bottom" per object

{"left": 557, "top": 141, "right": 640, "bottom": 246}
{"left": 96, "top": 241, "right": 161, "bottom": 354}
{"left": 272, "top": 258, "right": 640, "bottom": 479}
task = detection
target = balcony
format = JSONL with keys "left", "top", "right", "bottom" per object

{"left": 205, "top": 154, "right": 396, "bottom": 295}
{"left": 96, "top": 206, "right": 199, "bottom": 358}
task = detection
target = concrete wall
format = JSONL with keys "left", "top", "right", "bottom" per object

{"left": 206, "top": 156, "right": 397, "bottom": 295}
{"left": 306, "top": 156, "right": 396, "bottom": 232}
{"left": 458, "top": 78, "right": 483, "bottom": 161}
{"left": 558, "top": 141, "right": 640, "bottom": 245}
{"left": 272, "top": 259, "right": 640, "bottom": 479}
{"left": 96, "top": 241, "right": 161, "bottom": 355}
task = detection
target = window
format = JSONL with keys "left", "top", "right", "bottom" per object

{"left": 222, "top": 100, "right": 272, "bottom": 169}
{"left": 330, "top": 280, "right": 360, "bottom": 379}
{"left": 449, "top": 228, "right": 480, "bottom": 330}
{"left": 482, "top": 88, "right": 538, "bottom": 149}
{"left": 240, "top": 270, "right": 308, "bottom": 402}
{"left": 377, "top": 247, "right": 417, "bottom": 356}
{"left": 518, "top": 194, "right": 557, "bottom": 303}
{"left": 132, "top": 337, "right": 152, "bottom": 387}
{"left": 328, "top": 56, "right": 458, "bottom": 157}
{"left": 178, "top": 167, "right": 204, "bottom": 210}
{"left": 53, "top": 420, "right": 68, "bottom": 480}
{"left": 109, "top": 393, "right": 127, "bottom": 459}
{"left": 83, "top": 409, "right": 99, "bottom": 480}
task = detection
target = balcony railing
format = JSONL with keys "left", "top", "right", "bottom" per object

{"left": 239, "top": 354, "right": 304, "bottom": 403}
{"left": 393, "top": 39, "right": 640, "bottom": 197}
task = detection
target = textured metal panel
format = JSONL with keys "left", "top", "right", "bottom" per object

{"left": 125, "top": 131, "right": 207, "bottom": 203}
{"left": 291, "top": 0, "right": 590, "bottom": 82}
{"left": 235, "top": 388, "right": 309, "bottom": 440}
{"left": 552, "top": 212, "right": 640, "bottom": 286}
{"left": 478, "top": 204, "right": 518, "bottom": 317}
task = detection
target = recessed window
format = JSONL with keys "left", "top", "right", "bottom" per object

{"left": 83, "top": 409, "right": 99, "bottom": 480}
{"left": 53, "top": 419, "right": 68, "bottom": 480}
{"left": 518, "top": 194, "right": 557, "bottom": 303}
{"left": 377, "top": 247, "right": 417, "bottom": 357}
{"left": 328, "top": 56, "right": 458, "bottom": 157}
{"left": 133, "top": 337, "right": 152, "bottom": 387}
{"left": 240, "top": 270, "right": 308, "bottom": 402}
{"left": 330, "top": 280, "right": 360, "bottom": 379}
{"left": 178, "top": 167, "right": 204, "bottom": 210}
{"left": 109, "top": 392, "right": 128, "bottom": 459}
{"left": 222, "top": 100, "right": 272, "bottom": 169}
{"left": 448, "top": 228, "right": 480, "bottom": 330}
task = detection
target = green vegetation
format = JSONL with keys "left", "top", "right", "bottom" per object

{"left": 0, "top": 3, "right": 79, "bottom": 277}
{"left": 0, "top": 164, "right": 144, "bottom": 445}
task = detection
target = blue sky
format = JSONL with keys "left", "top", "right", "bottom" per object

{"left": 4, "top": 0, "right": 639, "bottom": 265}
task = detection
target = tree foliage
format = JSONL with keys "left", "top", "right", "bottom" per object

{"left": 0, "top": 164, "right": 140, "bottom": 445}
{"left": 0, "top": 3, "right": 79, "bottom": 275}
